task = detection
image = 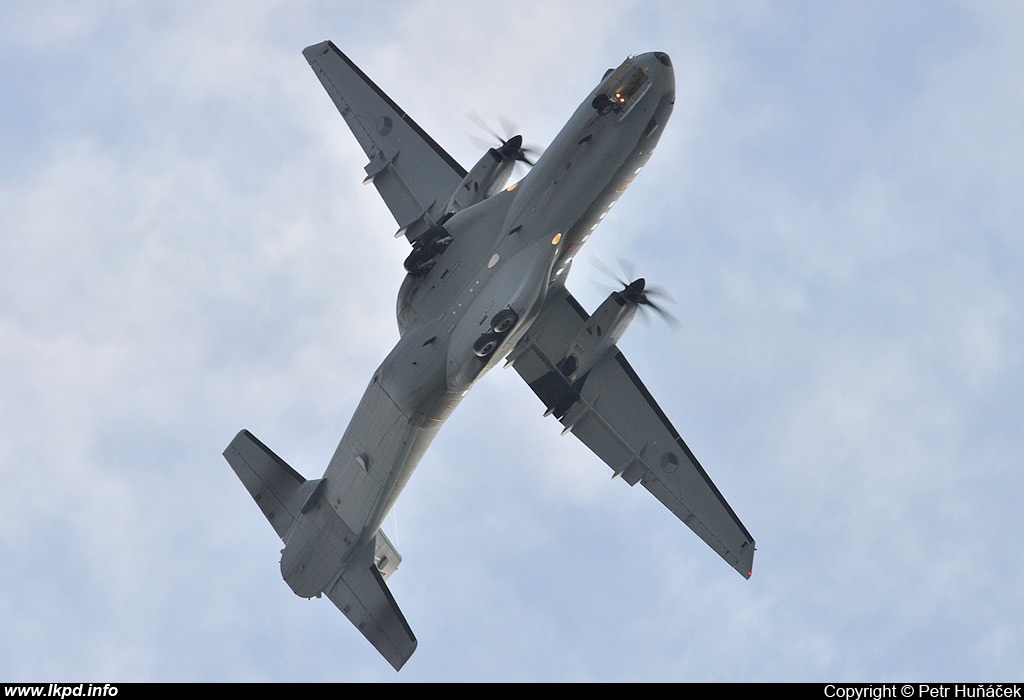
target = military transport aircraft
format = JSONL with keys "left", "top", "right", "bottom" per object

{"left": 224, "top": 41, "right": 755, "bottom": 671}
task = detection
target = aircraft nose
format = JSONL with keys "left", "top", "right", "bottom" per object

{"left": 635, "top": 51, "right": 675, "bottom": 94}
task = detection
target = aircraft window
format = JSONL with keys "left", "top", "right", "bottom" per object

{"left": 642, "top": 115, "right": 660, "bottom": 139}
{"left": 441, "top": 261, "right": 459, "bottom": 282}
{"left": 594, "top": 59, "right": 651, "bottom": 118}
{"left": 613, "top": 69, "right": 648, "bottom": 105}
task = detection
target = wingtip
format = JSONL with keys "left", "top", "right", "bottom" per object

{"left": 739, "top": 545, "right": 755, "bottom": 579}
{"left": 302, "top": 40, "right": 338, "bottom": 62}
{"left": 389, "top": 638, "right": 418, "bottom": 672}
{"left": 223, "top": 428, "right": 252, "bottom": 456}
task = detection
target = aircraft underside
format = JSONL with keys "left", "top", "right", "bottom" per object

{"left": 224, "top": 41, "right": 754, "bottom": 671}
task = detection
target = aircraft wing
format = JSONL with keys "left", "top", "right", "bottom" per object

{"left": 510, "top": 285, "right": 756, "bottom": 578}
{"left": 303, "top": 41, "right": 467, "bottom": 242}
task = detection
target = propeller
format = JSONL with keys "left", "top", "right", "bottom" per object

{"left": 591, "top": 255, "right": 679, "bottom": 328}
{"left": 466, "top": 111, "right": 541, "bottom": 167}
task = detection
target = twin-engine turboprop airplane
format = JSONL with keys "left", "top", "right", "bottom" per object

{"left": 224, "top": 41, "right": 755, "bottom": 671}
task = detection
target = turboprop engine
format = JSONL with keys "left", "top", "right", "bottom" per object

{"left": 444, "top": 134, "right": 534, "bottom": 214}
{"left": 405, "top": 133, "right": 535, "bottom": 277}
{"left": 557, "top": 278, "right": 669, "bottom": 382}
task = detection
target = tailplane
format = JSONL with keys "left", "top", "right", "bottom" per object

{"left": 224, "top": 429, "right": 416, "bottom": 670}
{"left": 223, "top": 429, "right": 313, "bottom": 540}
{"left": 325, "top": 534, "right": 417, "bottom": 670}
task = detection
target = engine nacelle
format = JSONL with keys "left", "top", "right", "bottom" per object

{"left": 444, "top": 141, "right": 521, "bottom": 214}
{"left": 559, "top": 280, "right": 644, "bottom": 381}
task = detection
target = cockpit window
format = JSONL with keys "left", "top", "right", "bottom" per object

{"left": 592, "top": 58, "right": 651, "bottom": 118}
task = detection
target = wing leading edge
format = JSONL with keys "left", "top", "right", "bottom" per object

{"left": 303, "top": 41, "right": 466, "bottom": 243}
{"left": 510, "top": 286, "right": 755, "bottom": 578}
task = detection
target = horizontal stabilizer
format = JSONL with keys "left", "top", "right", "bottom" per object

{"left": 223, "top": 429, "right": 307, "bottom": 541}
{"left": 326, "top": 536, "right": 417, "bottom": 670}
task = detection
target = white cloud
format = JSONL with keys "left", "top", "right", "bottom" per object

{"left": 1, "top": 0, "right": 1022, "bottom": 682}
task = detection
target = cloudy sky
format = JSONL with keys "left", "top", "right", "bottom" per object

{"left": 2, "top": 0, "right": 1022, "bottom": 682}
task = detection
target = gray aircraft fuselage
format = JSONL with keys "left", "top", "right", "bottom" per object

{"left": 278, "top": 52, "right": 675, "bottom": 602}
